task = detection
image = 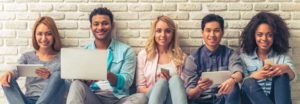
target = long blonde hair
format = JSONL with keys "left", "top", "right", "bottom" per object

{"left": 145, "top": 16, "right": 185, "bottom": 67}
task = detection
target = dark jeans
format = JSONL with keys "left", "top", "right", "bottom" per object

{"left": 191, "top": 83, "right": 241, "bottom": 104}
{"left": 2, "top": 71, "right": 69, "bottom": 104}
{"left": 241, "top": 74, "right": 292, "bottom": 104}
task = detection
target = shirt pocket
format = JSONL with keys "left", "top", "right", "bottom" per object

{"left": 110, "top": 58, "right": 124, "bottom": 73}
{"left": 246, "top": 66, "right": 258, "bottom": 73}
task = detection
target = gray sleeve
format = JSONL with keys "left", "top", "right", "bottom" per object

{"left": 229, "top": 51, "right": 244, "bottom": 74}
{"left": 182, "top": 55, "right": 200, "bottom": 93}
{"left": 13, "top": 53, "right": 28, "bottom": 78}
{"left": 18, "top": 53, "right": 27, "bottom": 64}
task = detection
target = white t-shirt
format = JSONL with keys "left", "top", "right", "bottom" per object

{"left": 157, "top": 61, "right": 177, "bottom": 76}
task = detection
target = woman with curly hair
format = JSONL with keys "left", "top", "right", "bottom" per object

{"left": 136, "top": 16, "right": 188, "bottom": 104}
{"left": 240, "top": 12, "right": 296, "bottom": 104}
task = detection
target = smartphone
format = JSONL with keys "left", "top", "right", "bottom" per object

{"left": 264, "top": 59, "right": 273, "bottom": 65}
{"left": 263, "top": 59, "right": 273, "bottom": 71}
{"left": 161, "top": 68, "right": 170, "bottom": 75}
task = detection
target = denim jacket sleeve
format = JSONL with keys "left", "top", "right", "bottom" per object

{"left": 115, "top": 47, "right": 137, "bottom": 90}
{"left": 282, "top": 54, "right": 297, "bottom": 81}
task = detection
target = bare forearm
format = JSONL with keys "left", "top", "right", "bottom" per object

{"left": 187, "top": 87, "right": 202, "bottom": 99}
{"left": 107, "top": 72, "right": 117, "bottom": 86}
{"left": 285, "top": 66, "right": 295, "bottom": 80}
{"left": 231, "top": 71, "right": 243, "bottom": 82}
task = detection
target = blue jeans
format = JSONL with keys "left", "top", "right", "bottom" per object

{"left": 148, "top": 75, "right": 188, "bottom": 104}
{"left": 2, "top": 71, "right": 69, "bottom": 104}
{"left": 190, "top": 83, "right": 241, "bottom": 104}
{"left": 241, "top": 74, "right": 291, "bottom": 104}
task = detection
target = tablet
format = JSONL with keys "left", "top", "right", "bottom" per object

{"left": 201, "top": 71, "right": 231, "bottom": 85}
{"left": 17, "top": 64, "right": 44, "bottom": 77}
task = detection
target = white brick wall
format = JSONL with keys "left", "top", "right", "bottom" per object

{"left": 0, "top": 0, "right": 300, "bottom": 104}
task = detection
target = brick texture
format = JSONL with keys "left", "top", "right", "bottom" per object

{"left": 0, "top": 1, "right": 300, "bottom": 104}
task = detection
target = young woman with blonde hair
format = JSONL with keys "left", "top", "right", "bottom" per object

{"left": 136, "top": 16, "right": 188, "bottom": 104}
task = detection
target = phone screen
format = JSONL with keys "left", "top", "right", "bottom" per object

{"left": 161, "top": 68, "right": 170, "bottom": 75}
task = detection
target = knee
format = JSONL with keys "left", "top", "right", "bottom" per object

{"left": 153, "top": 79, "right": 168, "bottom": 90}
{"left": 274, "top": 73, "right": 289, "bottom": 82}
{"left": 169, "top": 75, "right": 181, "bottom": 82}
{"left": 242, "top": 78, "right": 257, "bottom": 90}
{"left": 156, "top": 79, "right": 168, "bottom": 86}
{"left": 133, "top": 93, "right": 148, "bottom": 104}
{"left": 169, "top": 75, "right": 183, "bottom": 86}
{"left": 69, "top": 80, "right": 86, "bottom": 93}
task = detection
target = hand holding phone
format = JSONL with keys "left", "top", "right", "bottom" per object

{"left": 263, "top": 59, "right": 273, "bottom": 71}
{"left": 160, "top": 68, "right": 170, "bottom": 80}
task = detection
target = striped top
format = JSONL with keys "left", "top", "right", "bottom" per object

{"left": 240, "top": 49, "right": 296, "bottom": 95}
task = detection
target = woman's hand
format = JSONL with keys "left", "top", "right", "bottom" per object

{"left": 267, "top": 65, "right": 289, "bottom": 77}
{"left": 250, "top": 69, "right": 270, "bottom": 80}
{"left": 160, "top": 71, "right": 171, "bottom": 80}
{"left": 250, "top": 64, "right": 272, "bottom": 80}
{"left": 0, "top": 71, "right": 14, "bottom": 87}
{"left": 35, "top": 68, "right": 51, "bottom": 79}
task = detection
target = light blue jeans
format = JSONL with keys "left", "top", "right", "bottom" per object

{"left": 2, "top": 71, "right": 69, "bottom": 104}
{"left": 148, "top": 75, "right": 188, "bottom": 104}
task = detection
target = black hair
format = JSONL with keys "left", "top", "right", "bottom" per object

{"left": 201, "top": 14, "right": 224, "bottom": 31}
{"left": 89, "top": 7, "right": 113, "bottom": 24}
{"left": 240, "top": 12, "right": 290, "bottom": 55}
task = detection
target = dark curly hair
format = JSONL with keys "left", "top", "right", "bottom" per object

{"left": 240, "top": 12, "right": 290, "bottom": 55}
{"left": 89, "top": 7, "right": 113, "bottom": 24}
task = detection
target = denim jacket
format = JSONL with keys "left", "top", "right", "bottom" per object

{"left": 84, "top": 39, "right": 137, "bottom": 98}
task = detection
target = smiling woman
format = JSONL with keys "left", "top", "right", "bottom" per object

{"left": 0, "top": 16, "right": 68, "bottom": 104}
{"left": 136, "top": 16, "right": 188, "bottom": 104}
{"left": 240, "top": 12, "right": 296, "bottom": 104}
{"left": 32, "top": 16, "right": 61, "bottom": 52}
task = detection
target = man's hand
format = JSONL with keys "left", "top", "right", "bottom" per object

{"left": 107, "top": 72, "right": 117, "bottom": 86}
{"left": 79, "top": 80, "right": 96, "bottom": 86}
{"left": 196, "top": 78, "right": 213, "bottom": 92}
{"left": 218, "top": 78, "right": 235, "bottom": 95}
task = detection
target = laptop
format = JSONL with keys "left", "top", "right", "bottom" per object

{"left": 17, "top": 64, "right": 44, "bottom": 77}
{"left": 61, "top": 48, "right": 108, "bottom": 80}
{"left": 201, "top": 71, "right": 231, "bottom": 86}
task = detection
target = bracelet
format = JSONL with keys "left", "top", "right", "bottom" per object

{"left": 230, "top": 76, "right": 238, "bottom": 83}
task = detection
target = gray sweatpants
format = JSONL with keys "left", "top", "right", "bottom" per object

{"left": 66, "top": 80, "right": 147, "bottom": 104}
